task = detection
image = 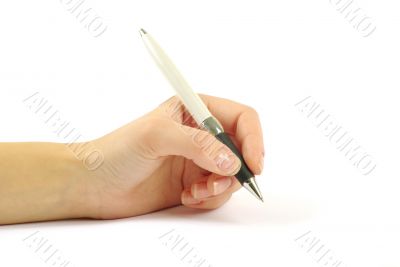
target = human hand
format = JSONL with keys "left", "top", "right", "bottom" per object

{"left": 86, "top": 94, "right": 264, "bottom": 219}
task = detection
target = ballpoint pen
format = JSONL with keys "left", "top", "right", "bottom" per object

{"left": 139, "top": 28, "right": 263, "bottom": 202}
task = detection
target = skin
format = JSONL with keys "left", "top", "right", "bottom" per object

{"left": 0, "top": 95, "right": 264, "bottom": 225}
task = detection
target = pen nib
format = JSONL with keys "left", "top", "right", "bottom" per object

{"left": 243, "top": 177, "right": 264, "bottom": 202}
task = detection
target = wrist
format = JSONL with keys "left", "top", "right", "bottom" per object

{"left": 62, "top": 143, "right": 101, "bottom": 219}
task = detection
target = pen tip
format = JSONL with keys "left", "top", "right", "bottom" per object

{"left": 243, "top": 177, "right": 264, "bottom": 202}
{"left": 139, "top": 28, "right": 147, "bottom": 37}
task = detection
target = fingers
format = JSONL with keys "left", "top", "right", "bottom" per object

{"left": 182, "top": 190, "right": 232, "bottom": 209}
{"left": 181, "top": 174, "right": 242, "bottom": 209}
{"left": 199, "top": 94, "right": 265, "bottom": 175}
{"left": 141, "top": 118, "right": 242, "bottom": 176}
{"left": 160, "top": 95, "right": 265, "bottom": 175}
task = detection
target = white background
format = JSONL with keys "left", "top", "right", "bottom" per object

{"left": 0, "top": 0, "right": 399, "bottom": 266}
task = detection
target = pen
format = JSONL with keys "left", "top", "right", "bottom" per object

{"left": 139, "top": 28, "right": 263, "bottom": 202}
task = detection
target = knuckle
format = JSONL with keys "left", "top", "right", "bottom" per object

{"left": 159, "top": 96, "right": 184, "bottom": 122}
{"left": 191, "top": 130, "right": 215, "bottom": 151}
{"left": 246, "top": 106, "right": 259, "bottom": 118}
{"left": 160, "top": 95, "right": 179, "bottom": 107}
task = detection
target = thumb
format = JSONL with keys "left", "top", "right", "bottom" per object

{"left": 145, "top": 119, "right": 241, "bottom": 176}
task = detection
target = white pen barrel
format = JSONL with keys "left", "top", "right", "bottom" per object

{"left": 142, "top": 33, "right": 211, "bottom": 125}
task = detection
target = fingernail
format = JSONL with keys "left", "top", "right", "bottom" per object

{"left": 258, "top": 154, "right": 264, "bottom": 174}
{"left": 182, "top": 191, "right": 202, "bottom": 205}
{"left": 213, "top": 177, "right": 232, "bottom": 195}
{"left": 215, "top": 151, "right": 241, "bottom": 175}
{"left": 192, "top": 183, "right": 211, "bottom": 199}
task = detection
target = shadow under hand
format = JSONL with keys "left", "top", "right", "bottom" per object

{"left": 0, "top": 193, "right": 318, "bottom": 229}
{"left": 133, "top": 192, "right": 319, "bottom": 226}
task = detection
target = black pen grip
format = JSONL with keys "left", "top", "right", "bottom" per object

{"left": 215, "top": 132, "right": 254, "bottom": 184}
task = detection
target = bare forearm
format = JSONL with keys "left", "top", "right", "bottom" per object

{"left": 0, "top": 143, "right": 93, "bottom": 225}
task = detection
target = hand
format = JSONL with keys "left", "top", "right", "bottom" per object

{"left": 86, "top": 94, "right": 264, "bottom": 219}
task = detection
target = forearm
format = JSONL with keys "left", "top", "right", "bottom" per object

{"left": 0, "top": 142, "right": 94, "bottom": 225}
